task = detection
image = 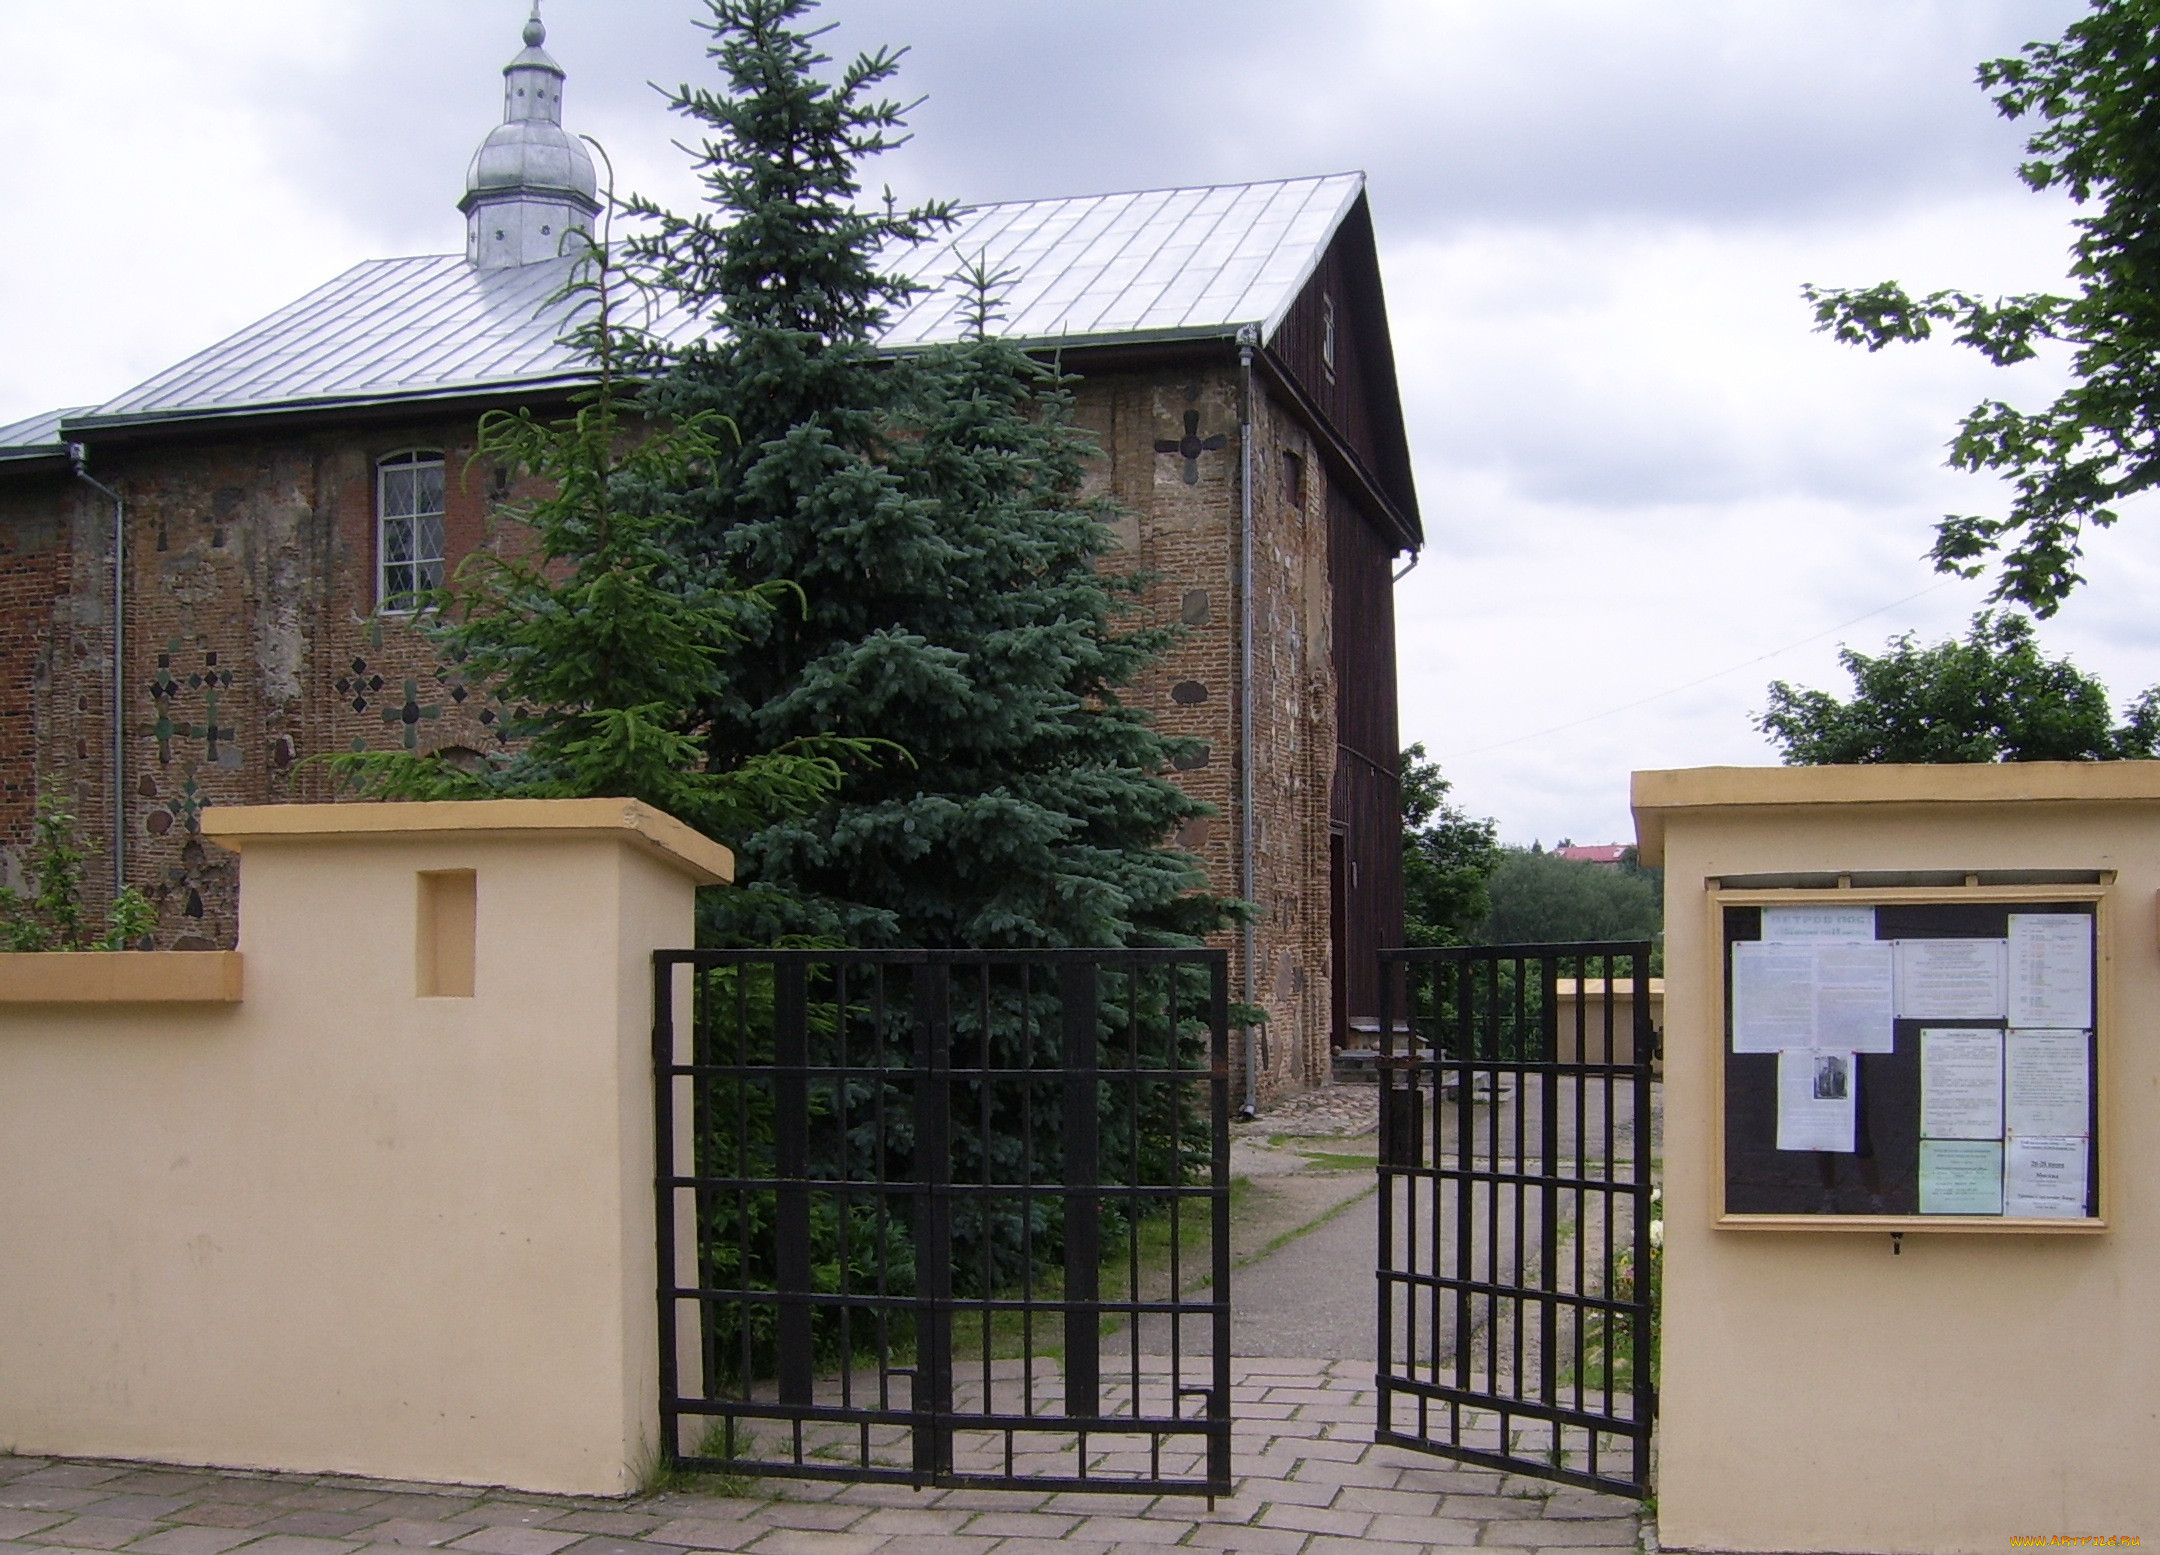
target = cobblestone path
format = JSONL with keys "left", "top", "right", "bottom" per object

{"left": 0, "top": 1358, "right": 1641, "bottom": 1555}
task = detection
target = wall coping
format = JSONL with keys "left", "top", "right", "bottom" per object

{"left": 1631, "top": 762, "right": 2160, "bottom": 865}
{"left": 201, "top": 798, "right": 735, "bottom": 887}
{"left": 0, "top": 951, "right": 243, "bottom": 1005}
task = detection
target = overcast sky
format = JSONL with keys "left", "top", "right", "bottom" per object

{"left": 4, "top": 0, "right": 2147, "bottom": 846}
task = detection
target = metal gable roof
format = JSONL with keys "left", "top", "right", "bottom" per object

{"left": 52, "top": 173, "right": 1367, "bottom": 437}
{"left": 0, "top": 405, "right": 92, "bottom": 464}
{"left": 875, "top": 173, "right": 1365, "bottom": 350}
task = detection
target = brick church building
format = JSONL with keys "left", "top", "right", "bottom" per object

{"left": 0, "top": 13, "right": 1421, "bottom": 1100}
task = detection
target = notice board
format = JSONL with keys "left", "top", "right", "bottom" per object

{"left": 1716, "top": 886, "right": 2104, "bottom": 1230}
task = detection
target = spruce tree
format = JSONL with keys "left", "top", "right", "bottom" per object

{"left": 322, "top": 225, "right": 862, "bottom": 837}
{"left": 630, "top": 0, "right": 1231, "bottom": 950}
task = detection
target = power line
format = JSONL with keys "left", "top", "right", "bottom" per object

{"left": 1437, "top": 577, "right": 1963, "bottom": 761}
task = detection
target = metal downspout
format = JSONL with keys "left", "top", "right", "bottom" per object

{"left": 1237, "top": 326, "right": 1260, "bottom": 1119}
{"left": 68, "top": 445, "right": 125, "bottom": 900}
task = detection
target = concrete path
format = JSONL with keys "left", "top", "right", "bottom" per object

{"left": 0, "top": 1361, "right": 1642, "bottom": 1555}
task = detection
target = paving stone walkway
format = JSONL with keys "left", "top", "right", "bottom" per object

{"left": 0, "top": 1359, "right": 1642, "bottom": 1555}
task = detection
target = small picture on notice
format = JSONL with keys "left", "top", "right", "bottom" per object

{"left": 1813, "top": 1053, "right": 1850, "bottom": 1101}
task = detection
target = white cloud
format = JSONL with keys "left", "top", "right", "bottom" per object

{"left": 5, "top": 0, "right": 2147, "bottom": 856}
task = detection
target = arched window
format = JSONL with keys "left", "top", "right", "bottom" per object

{"left": 377, "top": 450, "right": 446, "bottom": 612}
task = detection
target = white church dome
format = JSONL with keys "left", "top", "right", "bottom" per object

{"left": 457, "top": 7, "right": 601, "bottom": 269}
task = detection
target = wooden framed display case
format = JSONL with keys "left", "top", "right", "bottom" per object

{"left": 1711, "top": 879, "right": 2107, "bottom": 1233}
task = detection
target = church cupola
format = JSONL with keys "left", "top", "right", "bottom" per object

{"left": 459, "top": 4, "right": 601, "bottom": 269}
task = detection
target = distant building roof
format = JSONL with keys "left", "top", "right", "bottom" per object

{"left": 51, "top": 172, "right": 1368, "bottom": 440}
{"left": 1556, "top": 844, "right": 1631, "bottom": 866}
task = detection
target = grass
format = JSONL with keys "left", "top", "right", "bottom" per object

{"left": 939, "top": 1177, "right": 1255, "bottom": 1363}
{"left": 1292, "top": 1148, "right": 1380, "bottom": 1172}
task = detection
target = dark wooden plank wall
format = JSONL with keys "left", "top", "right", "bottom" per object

{"left": 1269, "top": 196, "right": 1419, "bottom": 534}
{"left": 1328, "top": 480, "right": 1403, "bottom": 1035}
{"left": 1274, "top": 246, "right": 1381, "bottom": 484}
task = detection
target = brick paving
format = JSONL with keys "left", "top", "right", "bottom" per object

{"left": 0, "top": 1360, "right": 1641, "bottom": 1555}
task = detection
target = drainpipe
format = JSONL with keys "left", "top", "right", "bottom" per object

{"left": 1236, "top": 325, "right": 1260, "bottom": 1120}
{"left": 1392, "top": 552, "right": 1419, "bottom": 584}
{"left": 67, "top": 445, "right": 125, "bottom": 900}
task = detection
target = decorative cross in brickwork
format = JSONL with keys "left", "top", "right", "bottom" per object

{"left": 199, "top": 687, "right": 235, "bottom": 765}
{"left": 383, "top": 678, "right": 442, "bottom": 750}
{"left": 1155, "top": 410, "right": 1227, "bottom": 486}
{"left": 336, "top": 657, "right": 386, "bottom": 714}
{"left": 149, "top": 651, "right": 182, "bottom": 764}
{"left": 147, "top": 647, "right": 234, "bottom": 765}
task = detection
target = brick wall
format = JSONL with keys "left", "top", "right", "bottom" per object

{"left": 1, "top": 370, "right": 1364, "bottom": 1105}
{"left": 0, "top": 422, "right": 528, "bottom": 947}
{"left": 1069, "top": 370, "right": 1339, "bottom": 1105}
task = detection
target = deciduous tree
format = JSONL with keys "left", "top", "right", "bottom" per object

{"left": 1806, "top": 0, "right": 2160, "bottom": 614}
{"left": 1757, "top": 610, "right": 2159, "bottom": 763}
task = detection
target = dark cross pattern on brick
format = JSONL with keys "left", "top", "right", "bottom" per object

{"left": 1155, "top": 409, "right": 1227, "bottom": 486}
{"left": 336, "top": 657, "right": 386, "bottom": 714}
{"left": 148, "top": 648, "right": 235, "bottom": 765}
{"left": 383, "top": 679, "right": 442, "bottom": 750}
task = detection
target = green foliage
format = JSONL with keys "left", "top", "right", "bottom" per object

{"left": 690, "top": 959, "right": 1208, "bottom": 1385}
{"left": 322, "top": 192, "right": 865, "bottom": 838}
{"left": 1758, "top": 610, "right": 2159, "bottom": 764}
{"left": 1480, "top": 847, "right": 1661, "bottom": 947}
{"left": 1400, "top": 743, "right": 1501, "bottom": 947}
{"left": 1, "top": 787, "right": 155, "bottom": 951}
{"left": 1803, "top": 0, "right": 2160, "bottom": 615}
{"left": 627, "top": 0, "right": 1233, "bottom": 951}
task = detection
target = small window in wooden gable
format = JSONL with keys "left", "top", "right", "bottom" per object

{"left": 378, "top": 450, "right": 446, "bottom": 613}
{"left": 1321, "top": 292, "right": 1337, "bottom": 381}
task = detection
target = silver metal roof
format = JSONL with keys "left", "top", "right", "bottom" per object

{"left": 0, "top": 405, "right": 92, "bottom": 463}
{"left": 876, "top": 173, "right": 1365, "bottom": 350}
{"left": 53, "top": 172, "right": 1365, "bottom": 437}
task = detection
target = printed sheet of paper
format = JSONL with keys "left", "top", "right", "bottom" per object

{"left": 2006, "top": 1029, "right": 2092, "bottom": 1138}
{"left": 2004, "top": 1134, "right": 2090, "bottom": 1218}
{"left": 1732, "top": 942, "right": 1815, "bottom": 1052}
{"left": 1733, "top": 940, "right": 1895, "bottom": 1053}
{"left": 1894, "top": 938, "right": 2008, "bottom": 1020}
{"left": 1811, "top": 941, "right": 1897, "bottom": 1053}
{"left": 1775, "top": 1049, "right": 1857, "bottom": 1153}
{"left": 1761, "top": 906, "right": 1877, "bottom": 942}
{"left": 1919, "top": 1139, "right": 2005, "bottom": 1215}
{"left": 2009, "top": 913, "right": 2093, "bottom": 1029}
{"left": 1919, "top": 1027, "right": 2003, "bottom": 1140}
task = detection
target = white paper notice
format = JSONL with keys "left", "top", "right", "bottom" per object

{"left": 1732, "top": 942, "right": 1815, "bottom": 1052}
{"left": 1761, "top": 906, "right": 1877, "bottom": 941}
{"left": 1919, "top": 1027, "right": 2004, "bottom": 1140}
{"left": 2006, "top": 1029, "right": 2092, "bottom": 1138}
{"left": 2004, "top": 1134, "right": 2090, "bottom": 1218}
{"left": 1733, "top": 940, "right": 1896, "bottom": 1053}
{"left": 1919, "top": 1139, "right": 2005, "bottom": 1215}
{"left": 1813, "top": 940, "right": 1897, "bottom": 1052}
{"left": 1894, "top": 938, "right": 2008, "bottom": 1020}
{"left": 1776, "top": 1049, "right": 1858, "bottom": 1153}
{"left": 2008, "top": 913, "right": 2093, "bottom": 1029}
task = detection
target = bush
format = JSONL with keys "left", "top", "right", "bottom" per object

{"left": 1, "top": 788, "right": 155, "bottom": 951}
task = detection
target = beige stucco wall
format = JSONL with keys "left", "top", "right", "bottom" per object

{"left": 0, "top": 800, "right": 727, "bottom": 1495}
{"left": 1635, "top": 765, "right": 2160, "bottom": 1552}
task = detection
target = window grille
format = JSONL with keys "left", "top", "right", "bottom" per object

{"left": 378, "top": 451, "right": 446, "bottom": 612}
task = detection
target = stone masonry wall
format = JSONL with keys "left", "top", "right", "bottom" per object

{"left": 0, "top": 423, "right": 530, "bottom": 947}
{"left": 1068, "top": 369, "right": 1337, "bottom": 1105}
{"left": 1, "top": 373, "right": 1351, "bottom": 1105}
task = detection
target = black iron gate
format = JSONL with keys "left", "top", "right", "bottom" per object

{"left": 653, "top": 948, "right": 1232, "bottom": 1498}
{"left": 1374, "top": 942, "right": 1658, "bottom": 1498}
